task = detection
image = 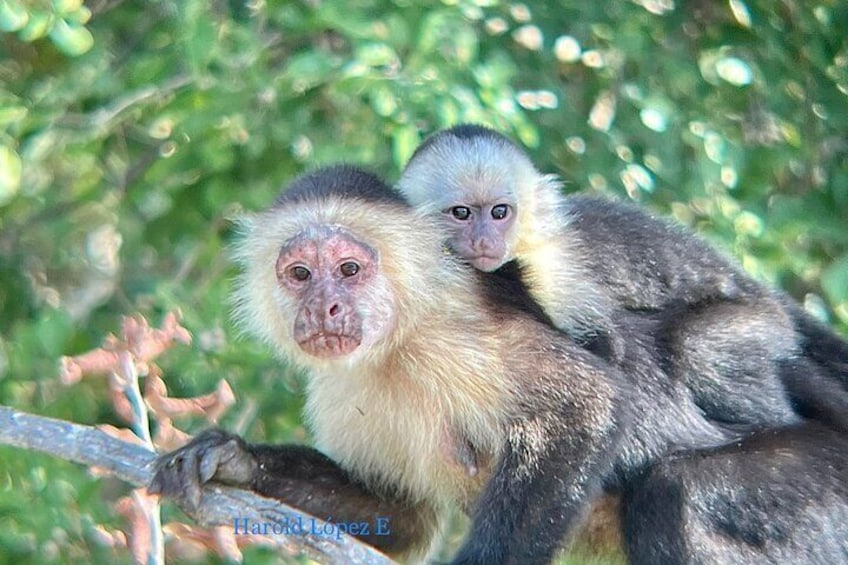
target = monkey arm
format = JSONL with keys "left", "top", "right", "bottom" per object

{"left": 248, "top": 443, "right": 440, "bottom": 554}
{"left": 149, "top": 429, "right": 438, "bottom": 556}
{"left": 451, "top": 407, "right": 622, "bottom": 565}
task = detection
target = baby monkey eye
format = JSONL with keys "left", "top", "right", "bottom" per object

{"left": 450, "top": 206, "right": 471, "bottom": 221}
{"left": 340, "top": 261, "right": 360, "bottom": 277}
{"left": 491, "top": 204, "right": 509, "bottom": 220}
{"left": 290, "top": 265, "right": 311, "bottom": 281}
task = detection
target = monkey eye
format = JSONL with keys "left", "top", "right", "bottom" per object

{"left": 340, "top": 261, "right": 360, "bottom": 277}
{"left": 289, "top": 265, "right": 311, "bottom": 281}
{"left": 450, "top": 206, "right": 471, "bottom": 221}
{"left": 491, "top": 204, "right": 510, "bottom": 220}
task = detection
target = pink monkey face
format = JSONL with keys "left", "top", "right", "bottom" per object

{"left": 276, "top": 229, "right": 378, "bottom": 358}
{"left": 443, "top": 202, "right": 516, "bottom": 272}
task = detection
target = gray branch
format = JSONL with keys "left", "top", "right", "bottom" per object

{"left": 0, "top": 405, "right": 394, "bottom": 565}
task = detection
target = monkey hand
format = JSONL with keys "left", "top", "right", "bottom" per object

{"left": 148, "top": 428, "right": 258, "bottom": 513}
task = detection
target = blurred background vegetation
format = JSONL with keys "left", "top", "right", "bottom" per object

{"left": 1, "top": 0, "right": 847, "bottom": 562}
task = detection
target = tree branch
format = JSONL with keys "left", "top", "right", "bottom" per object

{"left": 0, "top": 405, "right": 394, "bottom": 565}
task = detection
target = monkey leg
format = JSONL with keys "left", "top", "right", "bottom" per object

{"left": 781, "top": 296, "right": 848, "bottom": 387}
{"left": 777, "top": 356, "right": 848, "bottom": 432}
{"left": 656, "top": 296, "right": 801, "bottom": 426}
{"left": 451, "top": 406, "right": 621, "bottom": 565}
{"left": 622, "top": 422, "right": 848, "bottom": 565}
{"left": 149, "top": 429, "right": 440, "bottom": 558}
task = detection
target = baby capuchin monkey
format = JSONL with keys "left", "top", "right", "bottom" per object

{"left": 397, "top": 125, "right": 848, "bottom": 562}
{"left": 397, "top": 124, "right": 848, "bottom": 431}
{"left": 149, "top": 165, "right": 628, "bottom": 563}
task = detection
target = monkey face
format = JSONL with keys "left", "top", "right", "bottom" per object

{"left": 397, "top": 125, "right": 540, "bottom": 274}
{"left": 442, "top": 200, "right": 517, "bottom": 272}
{"left": 275, "top": 227, "right": 380, "bottom": 359}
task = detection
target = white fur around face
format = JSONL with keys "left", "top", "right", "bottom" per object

{"left": 231, "top": 195, "right": 513, "bottom": 510}
{"left": 399, "top": 131, "right": 611, "bottom": 337}
{"left": 398, "top": 135, "right": 534, "bottom": 262}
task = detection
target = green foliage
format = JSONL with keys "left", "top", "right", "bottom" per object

{"left": 0, "top": 0, "right": 846, "bottom": 562}
{"left": 0, "top": 0, "right": 93, "bottom": 54}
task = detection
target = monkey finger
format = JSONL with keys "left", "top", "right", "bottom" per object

{"left": 190, "top": 430, "right": 245, "bottom": 483}
{"left": 178, "top": 448, "right": 204, "bottom": 511}
{"left": 149, "top": 430, "right": 235, "bottom": 500}
{"left": 198, "top": 447, "right": 220, "bottom": 485}
{"left": 199, "top": 438, "right": 257, "bottom": 486}
{"left": 147, "top": 472, "right": 164, "bottom": 496}
{"left": 148, "top": 452, "right": 185, "bottom": 497}
{"left": 150, "top": 449, "right": 203, "bottom": 511}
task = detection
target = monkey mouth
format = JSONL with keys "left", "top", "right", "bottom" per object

{"left": 468, "top": 255, "right": 505, "bottom": 272}
{"left": 297, "top": 333, "right": 361, "bottom": 358}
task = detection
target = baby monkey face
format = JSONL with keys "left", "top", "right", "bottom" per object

{"left": 442, "top": 199, "right": 516, "bottom": 272}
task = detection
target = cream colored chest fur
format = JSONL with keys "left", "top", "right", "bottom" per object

{"left": 302, "top": 353, "right": 508, "bottom": 509}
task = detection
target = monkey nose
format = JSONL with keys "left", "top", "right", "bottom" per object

{"left": 328, "top": 303, "right": 341, "bottom": 317}
{"left": 472, "top": 238, "right": 494, "bottom": 253}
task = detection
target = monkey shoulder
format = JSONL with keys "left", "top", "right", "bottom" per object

{"left": 475, "top": 262, "right": 557, "bottom": 326}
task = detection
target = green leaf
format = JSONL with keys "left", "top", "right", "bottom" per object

{"left": 47, "top": 18, "right": 94, "bottom": 56}
{"left": 284, "top": 51, "right": 338, "bottom": 90}
{"left": 370, "top": 86, "right": 398, "bottom": 117}
{"left": 0, "top": 145, "right": 21, "bottom": 206}
{"left": 355, "top": 42, "right": 399, "bottom": 69}
{"left": 392, "top": 124, "right": 420, "bottom": 168}
{"left": 51, "top": 0, "right": 83, "bottom": 14}
{"left": 34, "top": 309, "right": 73, "bottom": 358}
{"left": 182, "top": 0, "right": 217, "bottom": 74}
{"left": 821, "top": 254, "right": 848, "bottom": 307}
{"left": 64, "top": 5, "right": 91, "bottom": 24}
{"left": 0, "top": 0, "right": 28, "bottom": 32}
{"left": 17, "top": 9, "right": 52, "bottom": 41}
{"left": 0, "top": 104, "right": 27, "bottom": 128}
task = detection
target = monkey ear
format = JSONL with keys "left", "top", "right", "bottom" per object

{"left": 230, "top": 212, "right": 259, "bottom": 236}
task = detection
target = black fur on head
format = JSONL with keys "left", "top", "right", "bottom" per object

{"left": 274, "top": 164, "right": 407, "bottom": 208}
{"left": 407, "top": 123, "right": 518, "bottom": 164}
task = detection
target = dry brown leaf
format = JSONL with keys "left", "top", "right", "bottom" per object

{"left": 164, "top": 522, "right": 278, "bottom": 561}
{"left": 146, "top": 372, "right": 235, "bottom": 423}
{"left": 96, "top": 424, "right": 148, "bottom": 446}
{"left": 123, "top": 312, "right": 192, "bottom": 363}
{"left": 91, "top": 524, "right": 129, "bottom": 549}
{"left": 152, "top": 418, "right": 191, "bottom": 451}
{"left": 59, "top": 312, "right": 191, "bottom": 384}
{"left": 59, "top": 348, "right": 121, "bottom": 384}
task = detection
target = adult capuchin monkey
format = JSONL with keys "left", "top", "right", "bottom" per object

{"left": 149, "top": 165, "right": 627, "bottom": 563}
{"left": 148, "top": 165, "right": 848, "bottom": 564}
{"left": 396, "top": 123, "right": 848, "bottom": 431}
